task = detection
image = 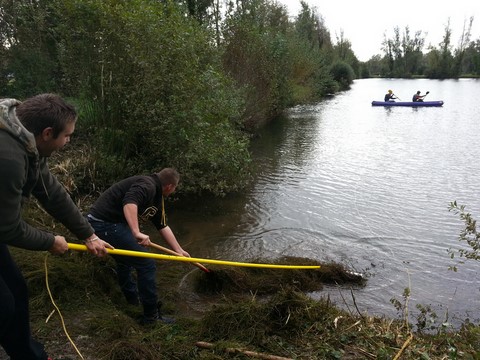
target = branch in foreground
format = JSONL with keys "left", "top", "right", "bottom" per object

{"left": 195, "top": 341, "right": 293, "bottom": 360}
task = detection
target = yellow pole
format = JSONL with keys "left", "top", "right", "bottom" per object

{"left": 149, "top": 242, "right": 210, "bottom": 273}
{"left": 68, "top": 243, "right": 320, "bottom": 270}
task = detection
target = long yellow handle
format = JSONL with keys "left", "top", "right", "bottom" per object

{"left": 68, "top": 243, "right": 320, "bottom": 270}
{"left": 149, "top": 242, "right": 210, "bottom": 273}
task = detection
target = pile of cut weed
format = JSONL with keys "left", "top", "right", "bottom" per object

{"left": 193, "top": 256, "right": 365, "bottom": 295}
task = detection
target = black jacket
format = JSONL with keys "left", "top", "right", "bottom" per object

{"left": 89, "top": 175, "right": 167, "bottom": 230}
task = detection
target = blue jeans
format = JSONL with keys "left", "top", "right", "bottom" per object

{"left": 0, "top": 244, "right": 48, "bottom": 360}
{"left": 87, "top": 219, "right": 158, "bottom": 316}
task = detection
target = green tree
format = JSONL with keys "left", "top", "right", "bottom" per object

{"left": 184, "top": 0, "right": 213, "bottom": 22}
{"left": 425, "top": 20, "right": 455, "bottom": 78}
{"left": 333, "top": 30, "right": 359, "bottom": 79}
{"left": 287, "top": 2, "right": 336, "bottom": 100}
{"left": 221, "top": 0, "right": 292, "bottom": 128}
{"left": 294, "top": 1, "right": 332, "bottom": 51}
{"left": 453, "top": 17, "right": 474, "bottom": 76}
{"left": 0, "top": 0, "right": 60, "bottom": 97}
{"left": 53, "top": 0, "right": 251, "bottom": 195}
{"left": 329, "top": 61, "right": 354, "bottom": 90}
{"left": 381, "top": 33, "right": 395, "bottom": 77}
{"left": 401, "top": 27, "right": 426, "bottom": 76}
{"left": 461, "top": 39, "right": 480, "bottom": 76}
{"left": 363, "top": 54, "right": 384, "bottom": 77}
{"left": 381, "top": 26, "right": 424, "bottom": 77}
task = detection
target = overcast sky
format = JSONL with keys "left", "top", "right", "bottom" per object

{"left": 276, "top": 0, "right": 480, "bottom": 61}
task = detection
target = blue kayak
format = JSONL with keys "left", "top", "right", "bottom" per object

{"left": 372, "top": 100, "right": 444, "bottom": 107}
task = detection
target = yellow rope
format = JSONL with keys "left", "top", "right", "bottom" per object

{"left": 67, "top": 243, "right": 321, "bottom": 269}
{"left": 161, "top": 195, "right": 167, "bottom": 226}
{"left": 44, "top": 254, "right": 85, "bottom": 360}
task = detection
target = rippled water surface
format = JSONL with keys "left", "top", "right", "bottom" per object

{"left": 167, "top": 78, "right": 480, "bottom": 325}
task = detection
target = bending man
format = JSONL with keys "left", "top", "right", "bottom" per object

{"left": 87, "top": 168, "right": 189, "bottom": 324}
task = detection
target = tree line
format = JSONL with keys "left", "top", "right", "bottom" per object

{"left": 363, "top": 18, "right": 480, "bottom": 78}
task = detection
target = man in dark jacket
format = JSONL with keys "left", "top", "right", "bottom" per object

{"left": 0, "top": 94, "right": 113, "bottom": 360}
{"left": 87, "top": 168, "right": 189, "bottom": 324}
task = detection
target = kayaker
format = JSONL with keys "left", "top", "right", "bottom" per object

{"left": 86, "top": 168, "right": 190, "bottom": 325}
{"left": 412, "top": 90, "right": 427, "bottom": 102}
{"left": 384, "top": 89, "right": 397, "bottom": 102}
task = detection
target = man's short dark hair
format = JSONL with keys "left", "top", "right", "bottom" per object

{"left": 156, "top": 168, "right": 180, "bottom": 186}
{"left": 16, "top": 93, "right": 77, "bottom": 138}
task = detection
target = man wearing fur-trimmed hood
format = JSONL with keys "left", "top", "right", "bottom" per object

{"left": 0, "top": 94, "right": 113, "bottom": 360}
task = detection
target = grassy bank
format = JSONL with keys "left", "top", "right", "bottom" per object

{"left": 6, "top": 240, "right": 480, "bottom": 360}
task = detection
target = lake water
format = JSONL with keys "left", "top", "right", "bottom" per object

{"left": 167, "top": 78, "right": 480, "bottom": 327}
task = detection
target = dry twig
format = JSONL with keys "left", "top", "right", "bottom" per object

{"left": 393, "top": 333, "right": 414, "bottom": 360}
{"left": 195, "top": 341, "right": 293, "bottom": 360}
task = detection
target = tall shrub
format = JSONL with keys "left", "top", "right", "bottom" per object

{"left": 221, "top": 0, "right": 292, "bottom": 129}
{"left": 55, "top": 0, "right": 251, "bottom": 195}
{"left": 329, "top": 61, "right": 355, "bottom": 90}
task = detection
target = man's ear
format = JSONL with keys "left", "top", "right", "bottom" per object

{"left": 40, "top": 127, "right": 54, "bottom": 141}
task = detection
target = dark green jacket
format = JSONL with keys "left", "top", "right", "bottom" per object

{"left": 0, "top": 98, "right": 94, "bottom": 250}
